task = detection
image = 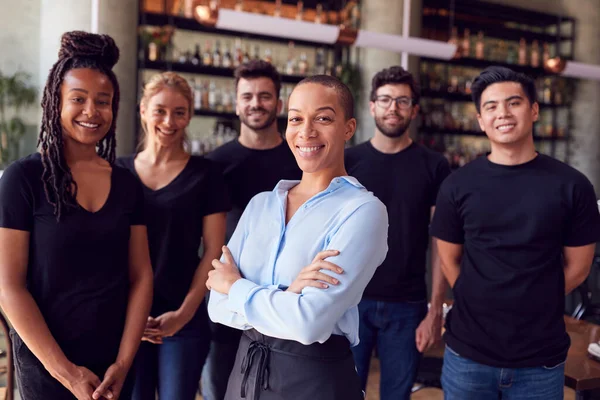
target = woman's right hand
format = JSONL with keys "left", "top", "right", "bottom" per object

{"left": 141, "top": 316, "right": 163, "bottom": 344}
{"left": 286, "top": 250, "right": 344, "bottom": 294}
{"left": 63, "top": 365, "right": 108, "bottom": 400}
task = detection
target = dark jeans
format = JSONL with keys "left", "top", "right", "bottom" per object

{"left": 131, "top": 306, "right": 211, "bottom": 400}
{"left": 442, "top": 345, "right": 565, "bottom": 400}
{"left": 351, "top": 299, "right": 428, "bottom": 400}
{"left": 201, "top": 322, "right": 242, "bottom": 400}
{"left": 11, "top": 330, "right": 134, "bottom": 400}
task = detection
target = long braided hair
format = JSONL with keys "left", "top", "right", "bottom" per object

{"left": 38, "top": 31, "right": 120, "bottom": 220}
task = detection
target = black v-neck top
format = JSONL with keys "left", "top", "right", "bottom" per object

{"left": 116, "top": 155, "right": 231, "bottom": 315}
{"left": 0, "top": 152, "right": 145, "bottom": 367}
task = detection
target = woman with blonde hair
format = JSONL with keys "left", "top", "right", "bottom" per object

{"left": 117, "top": 71, "right": 231, "bottom": 399}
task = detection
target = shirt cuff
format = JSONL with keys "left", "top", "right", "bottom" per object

{"left": 228, "top": 278, "right": 258, "bottom": 316}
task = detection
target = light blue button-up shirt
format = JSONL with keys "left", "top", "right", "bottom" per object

{"left": 208, "top": 176, "right": 389, "bottom": 346}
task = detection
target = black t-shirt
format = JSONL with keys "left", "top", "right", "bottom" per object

{"left": 206, "top": 139, "right": 302, "bottom": 240}
{"left": 0, "top": 153, "right": 144, "bottom": 368}
{"left": 430, "top": 153, "right": 600, "bottom": 368}
{"left": 116, "top": 155, "right": 231, "bottom": 315}
{"left": 345, "top": 141, "right": 451, "bottom": 302}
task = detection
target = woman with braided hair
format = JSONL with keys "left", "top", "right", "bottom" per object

{"left": 0, "top": 31, "right": 153, "bottom": 400}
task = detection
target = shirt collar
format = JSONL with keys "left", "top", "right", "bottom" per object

{"left": 274, "top": 176, "right": 364, "bottom": 194}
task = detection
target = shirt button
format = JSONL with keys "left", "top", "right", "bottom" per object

{"left": 335, "top": 179, "right": 341, "bottom": 183}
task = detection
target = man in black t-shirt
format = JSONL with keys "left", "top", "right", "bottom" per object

{"left": 431, "top": 66, "right": 600, "bottom": 400}
{"left": 346, "top": 66, "right": 450, "bottom": 400}
{"left": 202, "top": 60, "right": 301, "bottom": 400}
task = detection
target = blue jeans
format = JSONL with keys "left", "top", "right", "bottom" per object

{"left": 442, "top": 345, "right": 565, "bottom": 400}
{"left": 201, "top": 322, "right": 242, "bottom": 400}
{"left": 351, "top": 299, "right": 428, "bottom": 400}
{"left": 131, "top": 307, "right": 211, "bottom": 400}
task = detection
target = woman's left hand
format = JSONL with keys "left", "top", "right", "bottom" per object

{"left": 206, "top": 246, "right": 242, "bottom": 294}
{"left": 153, "top": 311, "right": 189, "bottom": 338}
{"left": 92, "top": 361, "right": 128, "bottom": 400}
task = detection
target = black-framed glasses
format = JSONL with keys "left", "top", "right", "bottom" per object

{"left": 374, "top": 95, "right": 414, "bottom": 110}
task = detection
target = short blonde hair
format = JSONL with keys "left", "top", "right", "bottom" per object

{"left": 138, "top": 71, "right": 193, "bottom": 150}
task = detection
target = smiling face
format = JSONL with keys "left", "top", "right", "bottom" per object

{"left": 286, "top": 83, "right": 356, "bottom": 174}
{"left": 60, "top": 68, "right": 114, "bottom": 146}
{"left": 141, "top": 87, "right": 191, "bottom": 148}
{"left": 236, "top": 77, "right": 281, "bottom": 131}
{"left": 477, "top": 81, "right": 539, "bottom": 146}
{"left": 370, "top": 83, "right": 419, "bottom": 138}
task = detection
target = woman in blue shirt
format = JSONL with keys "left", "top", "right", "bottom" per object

{"left": 206, "top": 75, "right": 389, "bottom": 400}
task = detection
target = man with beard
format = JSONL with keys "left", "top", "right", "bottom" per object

{"left": 203, "top": 60, "right": 302, "bottom": 399}
{"left": 345, "top": 66, "right": 451, "bottom": 400}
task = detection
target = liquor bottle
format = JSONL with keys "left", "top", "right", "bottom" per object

{"left": 263, "top": 48, "right": 273, "bottom": 64}
{"left": 233, "top": 38, "right": 243, "bottom": 67}
{"left": 213, "top": 40, "right": 222, "bottom": 67}
{"left": 542, "top": 42, "right": 550, "bottom": 64}
{"left": 298, "top": 52, "right": 309, "bottom": 75}
{"left": 475, "top": 31, "right": 485, "bottom": 60}
{"left": 243, "top": 44, "right": 251, "bottom": 63}
{"left": 208, "top": 80, "right": 217, "bottom": 110}
{"left": 518, "top": 38, "right": 527, "bottom": 65}
{"left": 191, "top": 44, "right": 201, "bottom": 66}
{"left": 315, "top": 3, "right": 324, "bottom": 24}
{"left": 203, "top": 41, "right": 213, "bottom": 66}
{"left": 274, "top": 0, "right": 282, "bottom": 17}
{"left": 448, "top": 27, "right": 458, "bottom": 46}
{"left": 285, "top": 41, "right": 296, "bottom": 75}
{"left": 350, "top": 3, "right": 360, "bottom": 29}
{"left": 201, "top": 81, "right": 209, "bottom": 109}
{"left": 253, "top": 45, "right": 260, "bottom": 61}
{"left": 193, "top": 79, "right": 202, "bottom": 111}
{"left": 530, "top": 40, "right": 540, "bottom": 67}
{"left": 234, "top": 0, "right": 243, "bottom": 11}
{"left": 178, "top": 49, "right": 190, "bottom": 64}
{"left": 296, "top": 1, "right": 304, "bottom": 21}
{"left": 461, "top": 28, "right": 471, "bottom": 58}
{"left": 222, "top": 42, "right": 233, "bottom": 68}
{"left": 222, "top": 88, "right": 233, "bottom": 112}
{"left": 315, "top": 48, "right": 326, "bottom": 75}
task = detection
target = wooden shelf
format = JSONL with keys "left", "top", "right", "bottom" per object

{"left": 419, "top": 127, "right": 568, "bottom": 142}
{"left": 423, "top": 15, "right": 572, "bottom": 44}
{"left": 420, "top": 89, "right": 568, "bottom": 108}
{"left": 139, "top": 12, "right": 335, "bottom": 48}
{"left": 421, "top": 57, "right": 548, "bottom": 77}
{"left": 142, "top": 60, "right": 306, "bottom": 84}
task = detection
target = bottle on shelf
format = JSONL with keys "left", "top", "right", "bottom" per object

{"left": 542, "top": 42, "right": 551, "bottom": 65}
{"left": 201, "top": 81, "right": 209, "bottom": 109}
{"left": 285, "top": 41, "right": 296, "bottom": 75}
{"left": 517, "top": 38, "right": 527, "bottom": 65}
{"left": 530, "top": 40, "right": 540, "bottom": 67}
{"left": 315, "top": 3, "right": 324, "bottom": 24}
{"left": 193, "top": 79, "right": 202, "bottom": 111}
{"left": 213, "top": 40, "right": 222, "bottom": 67}
{"left": 208, "top": 80, "right": 217, "bottom": 110}
{"left": 233, "top": 38, "right": 243, "bottom": 68}
{"left": 298, "top": 52, "right": 309, "bottom": 75}
{"left": 203, "top": 41, "right": 213, "bottom": 66}
{"left": 263, "top": 47, "right": 273, "bottom": 64}
{"left": 274, "top": 0, "right": 282, "bottom": 17}
{"left": 222, "top": 42, "right": 233, "bottom": 68}
{"left": 448, "top": 26, "right": 458, "bottom": 47}
{"left": 296, "top": 1, "right": 304, "bottom": 21}
{"left": 191, "top": 44, "right": 201, "bottom": 66}
{"left": 253, "top": 45, "right": 260, "bottom": 61}
{"left": 475, "top": 31, "right": 485, "bottom": 60}
{"left": 243, "top": 44, "right": 251, "bottom": 63}
{"left": 314, "top": 48, "right": 326, "bottom": 75}
{"left": 350, "top": 3, "right": 360, "bottom": 29}
{"left": 234, "top": 0, "right": 243, "bottom": 12}
{"left": 461, "top": 28, "right": 471, "bottom": 58}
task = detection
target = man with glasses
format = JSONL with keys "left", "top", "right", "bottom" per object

{"left": 345, "top": 66, "right": 451, "bottom": 400}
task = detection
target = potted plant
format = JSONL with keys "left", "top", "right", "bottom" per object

{"left": 0, "top": 70, "right": 36, "bottom": 171}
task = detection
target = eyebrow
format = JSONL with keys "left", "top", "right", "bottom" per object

{"left": 240, "top": 91, "right": 273, "bottom": 96}
{"left": 67, "top": 88, "right": 111, "bottom": 97}
{"left": 482, "top": 95, "right": 524, "bottom": 108}
{"left": 288, "top": 106, "right": 336, "bottom": 114}
{"left": 154, "top": 104, "right": 187, "bottom": 110}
